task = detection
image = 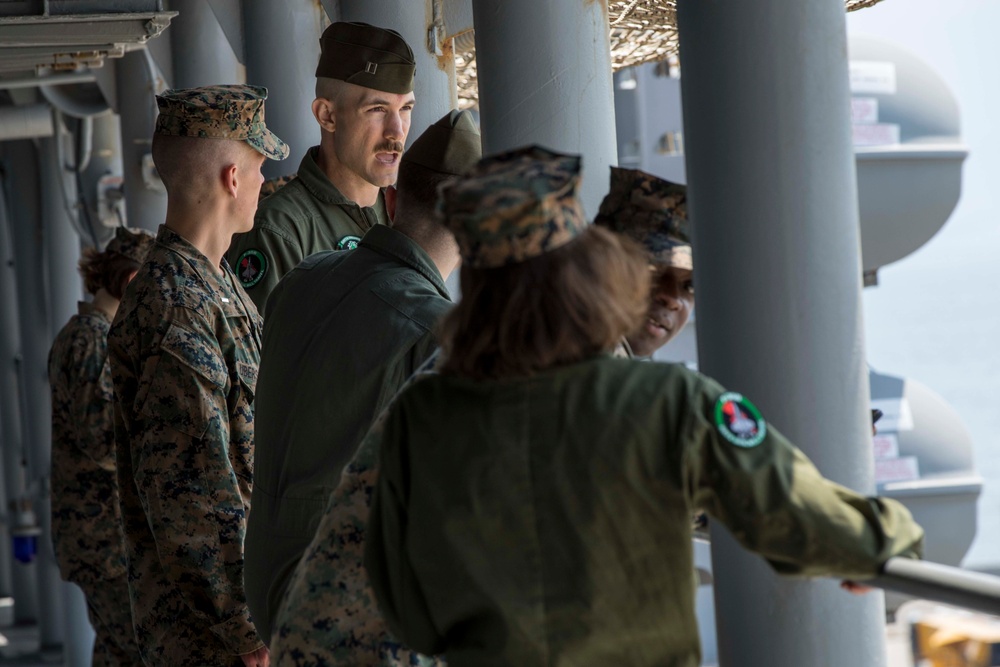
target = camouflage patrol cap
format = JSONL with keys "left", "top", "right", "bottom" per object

{"left": 594, "top": 167, "right": 692, "bottom": 270}
{"left": 103, "top": 226, "right": 155, "bottom": 264}
{"left": 402, "top": 109, "right": 482, "bottom": 176}
{"left": 439, "top": 145, "right": 587, "bottom": 269}
{"left": 317, "top": 22, "right": 415, "bottom": 95}
{"left": 155, "top": 84, "right": 289, "bottom": 160}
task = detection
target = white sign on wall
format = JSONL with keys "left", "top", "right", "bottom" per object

{"left": 850, "top": 60, "right": 898, "bottom": 95}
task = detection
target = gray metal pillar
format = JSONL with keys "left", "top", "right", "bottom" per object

{"left": 339, "top": 0, "right": 455, "bottom": 142}
{"left": 40, "top": 126, "right": 93, "bottom": 661}
{"left": 675, "top": 2, "right": 884, "bottom": 667}
{"left": 80, "top": 112, "right": 125, "bottom": 248}
{"left": 0, "top": 166, "right": 29, "bottom": 619}
{"left": 243, "top": 0, "right": 326, "bottom": 178}
{"left": 470, "top": 0, "right": 617, "bottom": 218}
{"left": 6, "top": 139, "right": 65, "bottom": 651}
{"left": 116, "top": 51, "right": 167, "bottom": 232}
{"left": 41, "top": 129, "right": 84, "bottom": 338}
{"left": 62, "top": 582, "right": 94, "bottom": 667}
{"left": 169, "top": 0, "right": 243, "bottom": 89}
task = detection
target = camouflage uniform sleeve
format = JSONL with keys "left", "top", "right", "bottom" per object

{"left": 365, "top": 395, "right": 446, "bottom": 658}
{"left": 682, "top": 373, "right": 924, "bottom": 579}
{"left": 69, "top": 331, "right": 117, "bottom": 470}
{"left": 227, "top": 210, "right": 305, "bottom": 316}
{"left": 132, "top": 307, "right": 262, "bottom": 656}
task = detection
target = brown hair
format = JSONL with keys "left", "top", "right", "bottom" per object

{"left": 78, "top": 248, "right": 141, "bottom": 299}
{"left": 439, "top": 225, "right": 650, "bottom": 380}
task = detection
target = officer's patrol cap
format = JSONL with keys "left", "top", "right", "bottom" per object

{"left": 402, "top": 110, "right": 482, "bottom": 176}
{"left": 154, "top": 84, "right": 289, "bottom": 161}
{"left": 317, "top": 22, "right": 415, "bottom": 95}
{"left": 103, "top": 226, "right": 155, "bottom": 264}
{"left": 594, "top": 167, "right": 692, "bottom": 271}
{"left": 438, "top": 145, "right": 588, "bottom": 269}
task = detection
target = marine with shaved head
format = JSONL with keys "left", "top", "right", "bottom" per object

{"left": 108, "top": 85, "right": 288, "bottom": 666}
{"left": 227, "top": 22, "right": 417, "bottom": 314}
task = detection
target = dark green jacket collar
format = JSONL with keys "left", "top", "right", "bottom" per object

{"left": 359, "top": 224, "right": 450, "bottom": 299}
{"left": 297, "top": 146, "right": 386, "bottom": 213}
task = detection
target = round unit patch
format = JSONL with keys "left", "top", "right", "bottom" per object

{"left": 237, "top": 249, "right": 267, "bottom": 288}
{"left": 714, "top": 392, "right": 767, "bottom": 448}
{"left": 336, "top": 235, "right": 362, "bottom": 251}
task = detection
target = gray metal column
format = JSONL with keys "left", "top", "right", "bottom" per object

{"left": 116, "top": 51, "right": 167, "bottom": 232}
{"left": 62, "top": 582, "right": 94, "bottom": 667}
{"left": 80, "top": 112, "right": 125, "bottom": 248}
{"left": 39, "top": 127, "right": 92, "bottom": 662}
{"left": 339, "top": 0, "right": 455, "bottom": 141}
{"left": 6, "top": 139, "right": 65, "bottom": 652}
{"left": 0, "top": 165, "right": 30, "bottom": 620}
{"left": 40, "top": 129, "right": 84, "bottom": 338}
{"left": 470, "top": 0, "right": 617, "bottom": 217}
{"left": 675, "top": 2, "right": 884, "bottom": 666}
{"left": 169, "top": 0, "right": 242, "bottom": 89}
{"left": 243, "top": 0, "right": 326, "bottom": 178}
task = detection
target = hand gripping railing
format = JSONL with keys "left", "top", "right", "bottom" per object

{"left": 872, "top": 558, "right": 1000, "bottom": 616}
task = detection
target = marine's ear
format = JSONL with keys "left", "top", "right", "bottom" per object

{"left": 222, "top": 162, "right": 239, "bottom": 199}
{"left": 312, "top": 97, "right": 336, "bottom": 133}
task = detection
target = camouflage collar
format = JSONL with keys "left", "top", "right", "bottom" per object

{"left": 358, "top": 225, "right": 450, "bottom": 300}
{"left": 77, "top": 300, "right": 110, "bottom": 322}
{"left": 155, "top": 226, "right": 255, "bottom": 319}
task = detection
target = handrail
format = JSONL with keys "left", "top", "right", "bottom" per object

{"left": 872, "top": 558, "right": 1000, "bottom": 616}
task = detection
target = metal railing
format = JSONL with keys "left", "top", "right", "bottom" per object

{"left": 873, "top": 558, "right": 1000, "bottom": 616}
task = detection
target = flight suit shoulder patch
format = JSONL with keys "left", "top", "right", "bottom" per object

{"left": 335, "top": 235, "right": 361, "bottom": 251}
{"left": 236, "top": 248, "right": 267, "bottom": 288}
{"left": 714, "top": 392, "right": 767, "bottom": 448}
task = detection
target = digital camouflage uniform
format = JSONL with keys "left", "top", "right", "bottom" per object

{"left": 108, "top": 85, "right": 286, "bottom": 666}
{"left": 594, "top": 166, "right": 692, "bottom": 271}
{"left": 49, "top": 226, "right": 153, "bottom": 666}
{"left": 362, "top": 147, "right": 925, "bottom": 667}
{"left": 226, "top": 21, "right": 417, "bottom": 315}
{"left": 259, "top": 173, "right": 297, "bottom": 202}
{"left": 50, "top": 304, "right": 142, "bottom": 666}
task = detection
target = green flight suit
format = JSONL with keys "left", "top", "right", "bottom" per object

{"left": 227, "top": 146, "right": 390, "bottom": 315}
{"left": 246, "top": 224, "right": 452, "bottom": 642}
{"left": 365, "top": 355, "right": 924, "bottom": 667}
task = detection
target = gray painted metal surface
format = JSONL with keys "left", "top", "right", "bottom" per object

{"left": 168, "top": 0, "right": 242, "bottom": 89}
{"left": 40, "top": 128, "right": 94, "bottom": 661}
{"left": 676, "top": 1, "right": 887, "bottom": 666}
{"left": 339, "top": 0, "right": 456, "bottom": 143}
{"left": 0, "top": 174, "right": 28, "bottom": 616}
{"left": 5, "top": 139, "right": 65, "bottom": 650}
{"left": 0, "top": 73, "right": 96, "bottom": 90}
{"left": 0, "top": 10, "right": 175, "bottom": 74}
{"left": 115, "top": 50, "right": 165, "bottom": 232}
{"left": 206, "top": 0, "right": 245, "bottom": 64}
{"left": 78, "top": 112, "right": 125, "bottom": 248}
{"left": 242, "top": 0, "right": 326, "bottom": 179}
{"left": 0, "top": 104, "right": 52, "bottom": 141}
{"left": 876, "top": 558, "right": 1000, "bottom": 617}
{"left": 870, "top": 370, "right": 981, "bottom": 570}
{"left": 470, "top": 0, "right": 617, "bottom": 218}
{"left": 39, "top": 80, "right": 111, "bottom": 119}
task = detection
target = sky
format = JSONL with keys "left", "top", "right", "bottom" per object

{"left": 846, "top": 0, "right": 1000, "bottom": 569}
